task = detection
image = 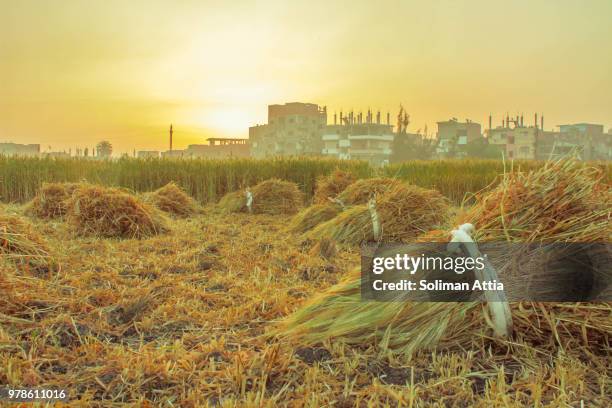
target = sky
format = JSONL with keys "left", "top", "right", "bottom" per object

{"left": 2, "top": 0, "right": 612, "bottom": 154}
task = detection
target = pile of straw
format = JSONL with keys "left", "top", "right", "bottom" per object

{"left": 287, "top": 204, "right": 342, "bottom": 234}
{"left": 313, "top": 170, "right": 356, "bottom": 204}
{"left": 0, "top": 214, "right": 54, "bottom": 272}
{"left": 66, "top": 185, "right": 169, "bottom": 239}
{"left": 278, "top": 158, "right": 611, "bottom": 355}
{"left": 306, "top": 183, "right": 451, "bottom": 245}
{"left": 148, "top": 182, "right": 198, "bottom": 217}
{"left": 219, "top": 179, "right": 303, "bottom": 215}
{"left": 26, "top": 182, "right": 80, "bottom": 219}
{"left": 337, "top": 177, "right": 403, "bottom": 205}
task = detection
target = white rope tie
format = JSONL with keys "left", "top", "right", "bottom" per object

{"left": 368, "top": 197, "right": 381, "bottom": 241}
{"left": 245, "top": 188, "right": 253, "bottom": 213}
{"left": 447, "top": 223, "right": 513, "bottom": 337}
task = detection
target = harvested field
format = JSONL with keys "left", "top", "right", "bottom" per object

{"left": 0, "top": 158, "right": 609, "bottom": 406}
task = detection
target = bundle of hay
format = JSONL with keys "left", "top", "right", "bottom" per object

{"left": 218, "top": 179, "right": 303, "bottom": 215}
{"left": 66, "top": 185, "right": 169, "bottom": 239}
{"left": 0, "top": 214, "right": 54, "bottom": 272}
{"left": 148, "top": 182, "right": 198, "bottom": 217}
{"left": 313, "top": 170, "right": 356, "bottom": 204}
{"left": 336, "top": 177, "right": 403, "bottom": 206}
{"left": 287, "top": 204, "right": 343, "bottom": 234}
{"left": 306, "top": 183, "right": 451, "bottom": 245}
{"left": 26, "top": 182, "right": 80, "bottom": 219}
{"left": 278, "top": 158, "right": 611, "bottom": 355}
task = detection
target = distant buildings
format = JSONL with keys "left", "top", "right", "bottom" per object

{"left": 435, "top": 119, "right": 482, "bottom": 158}
{"left": 536, "top": 123, "right": 609, "bottom": 161}
{"left": 322, "top": 122, "right": 395, "bottom": 166}
{"left": 160, "top": 138, "right": 249, "bottom": 159}
{"left": 0, "top": 142, "right": 40, "bottom": 156}
{"left": 249, "top": 102, "right": 327, "bottom": 158}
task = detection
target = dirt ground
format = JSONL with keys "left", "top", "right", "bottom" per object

{"left": 1, "top": 207, "right": 609, "bottom": 407}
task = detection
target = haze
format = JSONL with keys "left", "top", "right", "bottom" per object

{"left": 2, "top": 0, "right": 611, "bottom": 154}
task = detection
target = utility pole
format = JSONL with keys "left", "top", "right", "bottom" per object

{"left": 169, "top": 124, "right": 174, "bottom": 151}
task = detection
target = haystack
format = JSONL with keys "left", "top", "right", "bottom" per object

{"left": 0, "top": 214, "right": 54, "bottom": 272}
{"left": 278, "top": 158, "right": 611, "bottom": 355}
{"left": 336, "top": 177, "right": 403, "bottom": 206}
{"left": 218, "top": 179, "right": 303, "bottom": 215}
{"left": 287, "top": 204, "right": 342, "bottom": 234}
{"left": 148, "top": 182, "right": 198, "bottom": 217}
{"left": 306, "top": 183, "right": 451, "bottom": 245}
{"left": 313, "top": 170, "right": 356, "bottom": 204}
{"left": 26, "top": 182, "right": 80, "bottom": 219}
{"left": 66, "top": 185, "right": 169, "bottom": 239}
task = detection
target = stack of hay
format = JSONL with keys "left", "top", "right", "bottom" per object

{"left": 305, "top": 182, "right": 451, "bottom": 244}
{"left": 312, "top": 169, "right": 356, "bottom": 204}
{"left": 147, "top": 182, "right": 198, "bottom": 218}
{"left": 218, "top": 178, "right": 303, "bottom": 215}
{"left": 288, "top": 177, "right": 404, "bottom": 234}
{"left": 26, "top": 182, "right": 80, "bottom": 219}
{"left": 66, "top": 185, "right": 169, "bottom": 239}
{"left": 0, "top": 213, "right": 55, "bottom": 273}
{"left": 278, "top": 158, "right": 611, "bottom": 355}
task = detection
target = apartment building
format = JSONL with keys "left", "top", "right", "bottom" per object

{"left": 435, "top": 119, "right": 481, "bottom": 157}
{"left": 249, "top": 102, "right": 327, "bottom": 158}
{"left": 322, "top": 122, "right": 394, "bottom": 166}
{"left": 489, "top": 126, "right": 538, "bottom": 159}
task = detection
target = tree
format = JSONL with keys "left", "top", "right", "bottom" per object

{"left": 96, "top": 141, "right": 113, "bottom": 158}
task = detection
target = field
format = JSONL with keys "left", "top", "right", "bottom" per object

{"left": 3, "top": 156, "right": 611, "bottom": 205}
{"left": 1, "top": 157, "right": 610, "bottom": 407}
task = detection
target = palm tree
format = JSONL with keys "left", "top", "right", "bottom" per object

{"left": 96, "top": 141, "right": 113, "bottom": 158}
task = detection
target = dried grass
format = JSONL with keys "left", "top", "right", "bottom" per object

{"left": 279, "top": 158, "right": 611, "bottom": 357}
{"left": 313, "top": 169, "right": 356, "bottom": 204}
{"left": 148, "top": 182, "right": 198, "bottom": 217}
{"left": 25, "top": 182, "right": 80, "bottom": 219}
{"left": 0, "top": 213, "right": 54, "bottom": 273}
{"left": 287, "top": 204, "right": 342, "bottom": 234}
{"left": 337, "top": 177, "right": 403, "bottom": 205}
{"left": 307, "top": 183, "right": 451, "bottom": 245}
{"left": 66, "top": 185, "right": 169, "bottom": 239}
{"left": 219, "top": 178, "right": 303, "bottom": 215}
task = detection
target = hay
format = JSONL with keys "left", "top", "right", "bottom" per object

{"left": 337, "top": 177, "right": 403, "bottom": 205}
{"left": 313, "top": 170, "right": 356, "bottom": 204}
{"left": 287, "top": 204, "right": 342, "bottom": 234}
{"left": 148, "top": 182, "right": 198, "bottom": 217}
{"left": 66, "top": 185, "right": 169, "bottom": 239}
{"left": 278, "top": 158, "right": 612, "bottom": 355}
{"left": 306, "top": 183, "right": 451, "bottom": 245}
{"left": 26, "top": 182, "right": 80, "bottom": 219}
{"left": 219, "top": 179, "right": 303, "bottom": 215}
{"left": 0, "top": 214, "right": 54, "bottom": 273}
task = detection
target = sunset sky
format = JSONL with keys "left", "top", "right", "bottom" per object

{"left": 2, "top": 0, "right": 612, "bottom": 154}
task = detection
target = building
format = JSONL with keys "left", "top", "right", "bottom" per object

{"left": 0, "top": 143, "right": 40, "bottom": 156}
{"left": 137, "top": 151, "right": 160, "bottom": 159}
{"left": 184, "top": 138, "right": 249, "bottom": 158}
{"left": 160, "top": 138, "right": 249, "bottom": 159}
{"left": 489, "top": 126, "right": 538, "bottom": 159}
{"left": 435, "top": 119, "right": 482, "bottom": 157}
{"left": 249, "top": 102, "right": 327, "bottom": 158}
{"left": 535, "top": 123, "right": 609, "bottom": 160}
{"left": 322, "top": 121, "right": 394, "bottom": 166}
